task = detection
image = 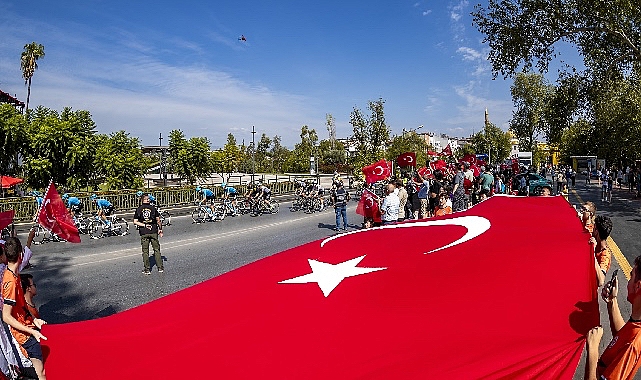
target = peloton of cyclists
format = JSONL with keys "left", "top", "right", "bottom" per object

{"left": 195, "top": 186, "right": 216, "bottom": 215}
{"left": 91, "top": 194, "right": 115, "bottom": 226}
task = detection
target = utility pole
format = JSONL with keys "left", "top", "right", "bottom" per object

{"left": 251, "top": 126, "right": 256, "bottom": 184}
{"left": 159, "top": 132, "right": 167, "bottom": 187}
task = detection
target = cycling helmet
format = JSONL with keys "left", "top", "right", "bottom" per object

{"left": 221, "top": 183, "right": 227, "bottom": 188}
{"left": 195, "top": 186, "right": 201, "bottom": 192}
{"left": 31, "top": 191, "right": 41, "bottom": 197}
{"left": 136, "top": 191, "right": 143, "bottom": 197}
{"left": 90, "top": 194, "right": 97, "bottom": 200}
{"left": 61, "top": 193, "right": 69, "bottom": 200}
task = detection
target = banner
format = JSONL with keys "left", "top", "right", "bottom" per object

{"left": 41, "top": 196, "right": 598, "bottom": 379}
{"left": 37, "top": 182, "right": 81, "bottom": 243}
{"left": 355, "top": 189, "right": 381, "bottom": 223}
{"left": 396, "top": 152, "right": 416, "bottom": 167}
{"left": 362, "top": 160, "right": 391, "bottom": 184}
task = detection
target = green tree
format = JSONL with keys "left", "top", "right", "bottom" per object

{"left": 168, "top": 129, "right": 213, "bottom": 184}
{"left": 386, "top": 132, "right": 430, "bottom": 168}
{"left": 318, "top": 139, "right": 346, "bottom": 173}
{"left": 23, "top": 106, "right": 96, "bottom": 190}
{"left": 470, "top": 122, "right": 512, "bottom": 164}
{"left": 472, "top": 0, "right": 641, "bottom": 80}
{"left": 212, "top": 133, "right": 244, "bottom": 180}
{"left": 20, "top": 42, "right": 45, "bottom": 112}
{"left": 509, "top": 72, "right": 553, "bottom": 151}
{"left": 94, "top": 131, "right": 148, "bottom": 189}
{"left": 559, "top": 119, "right": 595, "bottom": 163}
{"left": 283, "top": 126, "right": 318, "bottom": 173}
{"left": 270, "top": 135, "right": 290, "bottom": 173}
{"left": 350, "top": 98, "right": 390, "bottom": 168}
{"left": 0, "top": 104, "right": 28, "bottom": 176}
{"left": 256, "top": 133, "right": 272, "bottom": 172}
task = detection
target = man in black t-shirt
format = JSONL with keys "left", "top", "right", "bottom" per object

{"left": 133, "top": 194, "right": 163, "bottom": 275}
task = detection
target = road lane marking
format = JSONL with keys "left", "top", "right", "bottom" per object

{"left": 571, "top": 188, "right": 632, "bottom": 280}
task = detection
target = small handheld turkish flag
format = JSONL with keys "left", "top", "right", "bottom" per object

{"left": 440, "top": 143, "right": 452, "bottom": 156}
{"left": 396, "top": 152, "right": 416, "bottom": 167}
{"left": 362, "top": 160, "right": 391, "bottom": 184}
{"left": 37, "top": 181, "right": 81, "bottom": 243}
{"left": 355, "top": 189, "right": 381, "bottom": 222}
{"left": 417, "top": 166, "right": 433, "bottom": 179}
{"left": 0, "top": 210, "right": 14, "bottom": 232}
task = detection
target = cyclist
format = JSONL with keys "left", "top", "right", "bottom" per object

{"left": 62, "top": 193, "right": 83, "bottom": 218}
{"left": 306, "top": 182, "right": 325, "bottom": 210}
{"left": 30, "top": 191, "right": 44, "bottom": 221}
{"left": 222, "top": 183, "right": 238, "bottom": 215}
{"left": 256, "top": 182, "right": 272, "bottom": 210}
{"left": 195, "top": 186, "right": 216, "bottom": 215}
{"left": 91, "top": 194, "right": 115, "bottom": 226}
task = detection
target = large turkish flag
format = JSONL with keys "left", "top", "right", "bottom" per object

{"left": 362, "top": 160, "right": 391, "bottom": 184}
{"left": 37, "top": 182, "right": 81, "bottom": 243}
{"left": 41, "top": 196, "right": 597, "bottom": 379}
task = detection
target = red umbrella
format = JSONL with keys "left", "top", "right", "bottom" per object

{"left": 0, "top": 176, "right": 23, "bottom": 189}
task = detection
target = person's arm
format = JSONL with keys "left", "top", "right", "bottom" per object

{"left": 156, "top": 215, "right": 163, "bottom": 237}
{"left": 602, "top": 276, "right": 626, "bottom": 334}
{"left": 2, "top": 302, "right": 47, "bottom": 342}
{"left": 584, "top": 326, "right": 603, "bottom": 380}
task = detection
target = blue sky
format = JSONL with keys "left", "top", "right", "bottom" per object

{"left": 0, "top": 0, "right": 517, "bottom": 148}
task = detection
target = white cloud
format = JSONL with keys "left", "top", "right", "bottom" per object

{"left": 457, "top": 46, "right": 482, "bottom": 61}
{"left": 423, "top": 10, "right": 433, "bottom": 16}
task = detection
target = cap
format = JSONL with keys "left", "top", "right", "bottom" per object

{"left": 136, "top": 191, "right": 143, "bottom": 197}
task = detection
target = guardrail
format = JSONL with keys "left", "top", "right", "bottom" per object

{"left": 0, "top": 181, "right": 300, "bottom": 222}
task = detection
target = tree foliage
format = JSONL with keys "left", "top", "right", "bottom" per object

{"left": 469, "top": 122, "right": 512, "bottom": 164}
{"left": 0, "top": 104, "right": 28, "bottom": 176}
{"left": 94, "top": 131, "right": 149, "bottom": 189}
{"left": 20, "top": 42, "right": 45, "bottom": 112}
{"left": 509, "top": 72, "right": 553, "bottom": 151}
{"left": 284, "top": 126, "right": 318, "bottom": 173}
{"left": 472, "top": 0, "right": 641, "bottom": 80}
{"left": 386, "top": 132, "right": 430, "bottom": 168}
{"left": 350, "top": 98, "right": 391, "bottom": 168}
{"left": 168, "top": 129, "right": 213, "bottom": 184}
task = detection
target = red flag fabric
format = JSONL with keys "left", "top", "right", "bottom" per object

{"left": 0, "top": 210, "right": 14, "bottom": 232}
{"left": 0, "top": 176, "right": 23, "bottom": 189}
{"left": 427, "top": 150, "right": 438, "bottom": 156}
{"left": 461, "top": 154, "right": 476, "bottom": 164}
{"left": 396, "top": 152, "right": 416, "bottom": 167}
{"left": 355, "top": 189, "right": 381, "bottom": 222}
{"left": 470, "top": 163, "right": 481, "bottom": 177}
{"left": 417, "top": 166, "right": 432, "bottom": 179}
{"left": 40, "top": 196, "right": 597, "bottom": 379}
{"left": 362, "top": 160, "right": 391, "bottom": 184}
{"left": 37, "top": 182, "right": 81, "bottom": 243}
{"left": 440, "top": 143, "right": 452, "bottom": 156}
{"left": 512, "top": 159, "right": 520, "bottom": 173}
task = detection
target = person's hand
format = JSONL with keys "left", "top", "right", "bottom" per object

{"left": 32, "top": 330, "right": 47, "bottom": 343}
{"left": 588, "top": 237, "right": 597, "bottom": 246}
{"left": 586, "top": 326, "right": 603, "bottom": 347}
{"left": 159, "top": 230, "right": 163, "bottom": 238}
{"left": 602, "top": 276, "right": 618, "bottom": 303}
{"left": 33, "top": 318, "right": 47, "bottom": 329}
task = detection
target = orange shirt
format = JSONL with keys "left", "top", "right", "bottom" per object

{"left": 596, "top": 245, "right": 611, "bottom": 273}
{"left": 434, "top": 206, "right": 452, "bottom": 217}
{"left": 599, "top": 320, "right": 641, "bottom": 379}
{"left": 585, "top": 222, "right": 594, "bottom": 234}
{"left": 25, "top": 301, "right": 39, "bottom": 320}
{"left": 1, "top": 268, "right": 34, "bottom": 346}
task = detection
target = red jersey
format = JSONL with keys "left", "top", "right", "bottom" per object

{"left": 599, "top": 320, "right": 641, "bottom": 379}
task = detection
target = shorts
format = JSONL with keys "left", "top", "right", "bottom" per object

{"left": 103, "top": 205, "right": 115, "bottom": 216}
{"left": 479, "top": 188, "right": 490, "bottom": 196}
{"left": 22, "top": 335, "right": 43, "bottom": 361}
{"left": 206, "top": 195, "right": 215, "bottom": 202}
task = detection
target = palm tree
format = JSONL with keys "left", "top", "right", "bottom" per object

{"left": 20, "top": 42, "right": 45, "bottom": 113}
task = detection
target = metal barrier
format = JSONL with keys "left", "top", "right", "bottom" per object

{"left": 0, "top": 181, "right": 299, "bottom": 222}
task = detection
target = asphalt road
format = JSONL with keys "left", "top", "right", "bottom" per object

{"left": 23, "top": 201, "right": 361, "bottom": 324}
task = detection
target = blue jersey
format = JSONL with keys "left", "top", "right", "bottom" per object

{"left": 35, "top": 197, "right": 44, "bottom": 207}
{"left": 225, "top": 187, "right": 237, "bottom": 195}
{"left": 200, "top": 189, "right": 214, "bottom": 198}
{"left": 95, "top": 199, "right": 112, "bottom": 209}
{"left": 67, "top": 197, "right": 81, "bottom": 207}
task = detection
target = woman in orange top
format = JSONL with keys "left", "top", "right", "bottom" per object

{"left": 589, "top": 215, "right": 613, "bottom": 287}
{"left": 433, "top": 193, "right": 452, "bottom": 217}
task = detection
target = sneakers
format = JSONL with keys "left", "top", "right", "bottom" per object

{"left": 158, "top": 268, "right": 164, "bottom": 273}
{"left": 142, "top": 269, "right": 151, "bottom": 275}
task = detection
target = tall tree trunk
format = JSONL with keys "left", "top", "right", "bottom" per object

{"left": 25, "top": 77, "right": 32, "bottom": 113}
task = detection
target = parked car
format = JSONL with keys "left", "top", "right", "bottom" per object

{"left": 514, "top": 173, "right": 553, "bottom": 195}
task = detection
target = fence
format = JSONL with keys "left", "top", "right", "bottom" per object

{"left": 0, "top": 181, "right": 301, "bottom": 222}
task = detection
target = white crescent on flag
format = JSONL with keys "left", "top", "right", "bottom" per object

{"left": 406, "top": 156, "right": 413, "bottom": 163}
{"left": 320, "top": 215, "right": 491, "bottom": 254}
{"left": 373, "top": 166, "right": 384, "bottom": 175}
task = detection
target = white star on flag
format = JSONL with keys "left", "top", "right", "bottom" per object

{"left": 279, "top": 255, "right": 387, "bottom": 297}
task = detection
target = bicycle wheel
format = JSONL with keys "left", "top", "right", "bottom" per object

{"left": 290, "top": 199, "right": 300, "bottom": 212}
{"left": 314, "top": 198, "right": 323, "bottom": 212}
{"left": 33, "top": 225, "right": 50, "bottom": 245}
{"left": 1, "top": 227, "right": 9, "bottom": 240}
{"left": 161, "top": 211, "right": 171, "bottom": 226}
{"left": 88, "top": 220, "right": 104, "bottom": 239}
{"left": 213, "top": 204, "right": 226, "bottom": 221}
{"left": 113, "top": 218, "right": 129, "bottom": 236}
{"left": 269, "top": 201, "right": 280, "bottom": 214}
{"left": 192, "top": 208, "right": 206, "bottom": 223}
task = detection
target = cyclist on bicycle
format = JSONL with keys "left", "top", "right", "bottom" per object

{"left": 256, "top": 182, "right": 272, "bottom": 210}
{"left": 62, "top": 193, "right": 83, "bottom": 218}
{"left": 195, "top": 186, "right": 216, "bottom": 215}
{"left": 91, "top": 194, "right": 114, "bottom": 226}
{"left": 30, "top": 191, "right": 44, "bottom": 222}
{"left": 222, "top": 183, "right": 238, "bottom": 215}
{"left": 306, "top": 182, "right": 325, "bottom": 209}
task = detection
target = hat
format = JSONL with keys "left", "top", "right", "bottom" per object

{"left": 136, "top": 191, "right": 143, "bottom": 197}
{"left": 195, "top": 186, "right": 201, "bottom": 192}
{"left": 90, "top": 194, "right": 97, "bottom": 200}
{"left": 61, "top": 193, "right": 69, "bottom": 200}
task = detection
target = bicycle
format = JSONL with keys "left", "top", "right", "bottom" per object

{"left": 32, "top": 224, "right": 66, "bottom": 245}
{"left": 154, "top": 204, "right": 171, "bottom": 226}
{"left": 73, "top": 212, "right": 89, "bottom": 235}
{"left": 191, "top": 201, "right": 224, "bottom": 223}
{"left": 87, "top": 214, "right": 129, "bottom": 239}
{"left": 250, "top": 198, "right": 280, "bottom": 216}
